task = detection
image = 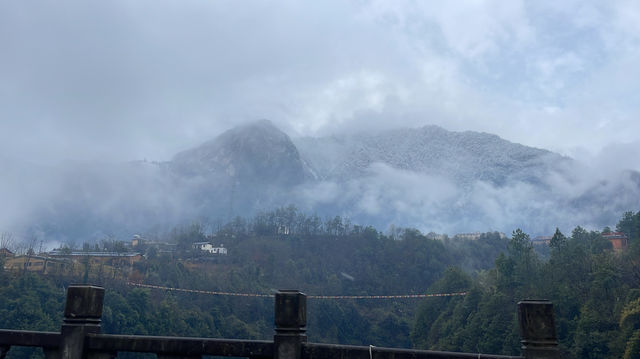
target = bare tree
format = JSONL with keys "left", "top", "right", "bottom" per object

{"left": 26, "top": 235, "right": 38, "bottom": 254}
{"left": 19, "top": 234, "right": 40, "bottom": 273}
{"left": 0, "top": 231, "right": 15, "bottom": 251}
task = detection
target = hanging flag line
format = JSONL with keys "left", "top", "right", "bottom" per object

{"left": 127, "top": 282, "right": 468, "bottom": 299}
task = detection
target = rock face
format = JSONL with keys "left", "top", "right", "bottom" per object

{"left": 171, "top": 120, "right": 310, "bottom": 186}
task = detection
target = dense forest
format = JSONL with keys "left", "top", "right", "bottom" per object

{"left": 1, "top": 208, "right": 639, "bottom": 359}
{"left": 413, "top": 211, "right": 640, "bottom": 359}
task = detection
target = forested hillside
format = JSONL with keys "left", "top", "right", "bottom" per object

{"left": 1, "top": 209, "right": 639, "bottom": 359}
{"left": 413, "top": 211, "right": 640, "bottom": 359}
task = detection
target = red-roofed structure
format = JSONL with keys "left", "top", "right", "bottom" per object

{"left": 602, "top": 232, "right": 628, "bottom": 251}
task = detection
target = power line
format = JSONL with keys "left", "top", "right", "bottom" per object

{"left": 127, "top": 282, "right": 468, "bottom": 299}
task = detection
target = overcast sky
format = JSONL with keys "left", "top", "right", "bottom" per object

{"left": 2, "top": 0, "right": 640, "bottom": 168}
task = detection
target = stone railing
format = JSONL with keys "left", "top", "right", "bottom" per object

{"left": 0, "top": 285, "right": 560, "bottom": 358}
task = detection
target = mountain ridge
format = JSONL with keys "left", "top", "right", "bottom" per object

{"left": 168, "top": 120, "right": 569, "bottom": 182}
{"left": 181, "top": 121, "right": 569, "bottom": 186}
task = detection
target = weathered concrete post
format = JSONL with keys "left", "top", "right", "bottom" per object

{"left": 274, "top": 290, "right": 307, "bottom": 359}
{"left": 57, "top": 285, "right": 105, "bottom": 359}
{"left": 518, "top": 300, "right": 560, "bottom": 359}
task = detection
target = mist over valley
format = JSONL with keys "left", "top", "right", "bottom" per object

{"left": 2, "top": 120, "right": 637, "bottom": 245}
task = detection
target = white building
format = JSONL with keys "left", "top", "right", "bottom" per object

{"left": 192, "top": 242, "right": 227, "bottom": 255}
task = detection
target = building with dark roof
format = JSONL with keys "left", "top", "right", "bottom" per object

{"left": 0, "top": 248, "right": 14, "bottom": 257}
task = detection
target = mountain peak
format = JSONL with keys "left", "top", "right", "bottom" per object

{"left": 170, "top": 120, "right": 309, "bottom": 185}
{"left": 243, "top": 118, "right": 277, "bottom": 129}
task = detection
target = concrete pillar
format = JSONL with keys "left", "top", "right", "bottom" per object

{"left": 518, "top": 300, "right": 560, "bottom": 359}
{"left": 58, "top": 285, "right": 105, "bottom": 359}
{"left": 274, "top": 290, "right": 307, "bottom": 359}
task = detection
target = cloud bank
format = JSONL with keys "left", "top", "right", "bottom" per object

{"left": 1, "top": 1, "right": 640, "bottom": 166}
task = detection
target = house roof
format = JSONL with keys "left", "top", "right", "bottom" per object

{"left": 6, "top": 255, "right": 70, "bottom": 263}
{"left": 602, "top": 232, "right": 628, "bottom": 240}
{"left": 48, "top": 251, "right": 142, "bottom": 257}
{"left": 532, "top": 236, "right": 552, "bottom": 241}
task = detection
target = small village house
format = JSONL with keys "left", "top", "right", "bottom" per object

{"left": 192, "top": 242, "right": 227, "bottom": 255}
{"left": 532, "top": 236, "right": 552, "bottom": 246}
{"left": 0, "top": 248, "right": 14, "bottom": 257}
{"left": 602, "top": 232, "right": 628, "bottom": 251}
{"left": 47, "top": 250, "right": 144, "bottom": 266}
{"left": 3, "top": 255, "right": 71, "bottom": 274}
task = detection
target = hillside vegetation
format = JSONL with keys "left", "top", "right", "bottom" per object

{"left": 1, "top": 209, "right": 639, "bottom": 359}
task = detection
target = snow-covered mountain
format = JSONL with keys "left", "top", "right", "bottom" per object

{"left": 160, "top": 121, "right": 638, "bottom": 234}
{"left": 167, "top": 120, "right": 568, "bottom": 189}
{"left": 2, "top": 120, "right": 638, "bottom": 242}
{"left": 294, "top": 125, "right": 568, "bottom": 186}
{"left": 171, "top": 120, "right": 313, "bottom": 186}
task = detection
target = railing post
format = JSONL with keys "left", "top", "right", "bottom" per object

{"left": 56, "top": 285, "right": 105, "bottom": 359}
{"left": 274, "top": 290, "right": 307, "bottom": 359}
{"left": 518, "top": 300, "right": 560, "bottom": 359}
